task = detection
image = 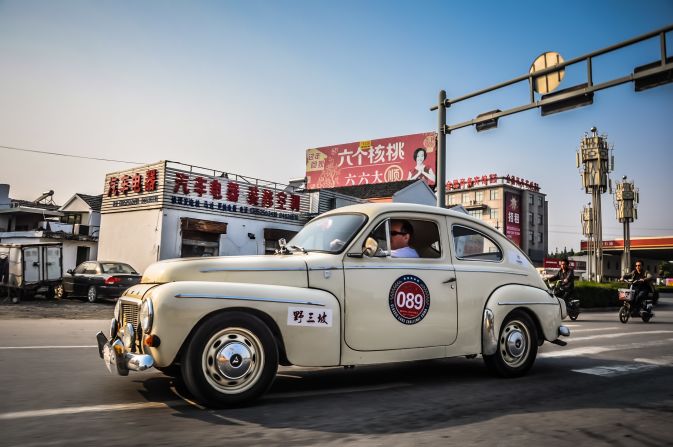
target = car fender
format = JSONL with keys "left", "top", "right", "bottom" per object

{"left": 144, "top": 281, "right": 341, "bottom": 368}
{"left": 482, "top": 284, "right": 563, "bottom": 355}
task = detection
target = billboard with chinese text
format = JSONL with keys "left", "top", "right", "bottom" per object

{"left": 306, "top": 132, "right": 437, "bottom": 189}
{"left": 504, "top": 191, "right": 522, "bottom": 246}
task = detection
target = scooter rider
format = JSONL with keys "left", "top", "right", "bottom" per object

{"left": 548, "top": 257, "right": 575, "bottom": 301}
{"left": 621, "top": 260, "right": 654, "bottom": 315}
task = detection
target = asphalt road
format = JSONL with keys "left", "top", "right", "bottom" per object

{"left": 1, "top": 296, "right": 672, "bottom": 446}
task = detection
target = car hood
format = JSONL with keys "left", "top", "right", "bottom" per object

{"left": 141, "top": 255, "right": 309, "bottom": 287}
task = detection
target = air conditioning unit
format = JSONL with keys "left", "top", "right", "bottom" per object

{"left": 73, "top": 224, "right": 89, "bottom": 236}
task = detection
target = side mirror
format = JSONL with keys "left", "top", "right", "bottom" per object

{"left": 67, "top": 269, "right": 74, "bottom": 275}
{"left": 363, "top": 237, "right": 379, "bottom": 257}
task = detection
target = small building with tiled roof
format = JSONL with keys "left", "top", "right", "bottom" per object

{"left": 0, "top": 185, "right": 100, "bottom": 274}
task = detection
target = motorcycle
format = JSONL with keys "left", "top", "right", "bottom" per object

{"left": 618, "top": 281, "right": 654, "bottom": 324}
{"left": 547, "top": 279, "right": 580, "bottom": 321}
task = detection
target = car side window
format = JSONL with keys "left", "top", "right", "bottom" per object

{"left": 74, "top": 263, "right": 88, "bottom": 274}
{"left": 84, "top": 263, "right": 98, "bottom": 274}
{"left": 452, "top": 225, "right": 502, "bottom": 262}
{"left": 364, "top": 218, "right": 441, "bottom": 259}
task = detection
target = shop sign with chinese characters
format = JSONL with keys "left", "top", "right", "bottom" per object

{"left": 445, "top": 174, "right": 540, "bottom": 192}
{"left": 306, "top": 132, "right": 437, "bottom": 189}
{"left": 101, "top": 161, "right": 309, "bottom": 223}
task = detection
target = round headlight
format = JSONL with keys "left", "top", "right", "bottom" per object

{"left": 114, "top": 299, "right": 122, "bottom": 321}
{"left": 123, "top": 322, "right": 135, "bottom": 350}
{"left": 140, "top": 298, "right": 154, "bottom": 333}
{"left": 110, "top": 318, "right": 119, "bottom": 339}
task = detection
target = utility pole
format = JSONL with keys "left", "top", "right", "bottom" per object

{"left": 614, "top": 176, "right": 639, "bottom": 274}
{"left": 577, "top": 127, "right": 613, "bottom": 282}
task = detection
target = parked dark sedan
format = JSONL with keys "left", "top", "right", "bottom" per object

{"left": 55, "top": 261, "right": 142, "bottom": 302}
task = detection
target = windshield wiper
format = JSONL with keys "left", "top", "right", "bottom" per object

{"left": 289, "top": 245, "right": 307, "bottom": 254}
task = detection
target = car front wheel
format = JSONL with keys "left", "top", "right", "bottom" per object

{"left": 181, "top": 312, "right": 278, "bottom": 408}
{"left": 87, "top": 286, "right": 98, "bottom": 303}
{"left": 484, "top": 310, "right": 538, "bottom": 378}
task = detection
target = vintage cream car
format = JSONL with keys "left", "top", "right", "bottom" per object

{"left": 96, "top": 203, "right": 570, "bottom": 407}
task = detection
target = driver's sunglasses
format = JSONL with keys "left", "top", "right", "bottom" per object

{"left": 390, "top": 231, "right": 408, "bottom": 236}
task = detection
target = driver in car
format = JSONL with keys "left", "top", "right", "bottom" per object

{"left": 390, "top": 220, "right": 419, "bottom": 258}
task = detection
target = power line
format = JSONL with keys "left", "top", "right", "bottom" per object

{"left": 0, "top": 144, "right": 146, "bottom": 165}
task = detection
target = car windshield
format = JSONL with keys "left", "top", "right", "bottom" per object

{"left": 287, "top": 214, "right": 366, "bottom": 253}
{"left": 101, "top": 263, "right": 137, "bottom": 274}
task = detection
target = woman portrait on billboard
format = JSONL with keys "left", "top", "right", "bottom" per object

{"left": 408, "top": 147, "right": 436, "bottom": 183}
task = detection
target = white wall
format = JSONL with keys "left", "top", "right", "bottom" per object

{"left": 161, "top": 208, "right": 304, "bottom": 259}
{"left": 98, "top": 209, "right": 163, "bottom": 273}
{"left": 61, "top": 240, "right": 97, "bottom": 272}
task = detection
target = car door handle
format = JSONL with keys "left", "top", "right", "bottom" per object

{"left": 443, "top": 277, "right": 456, "bottom": 284}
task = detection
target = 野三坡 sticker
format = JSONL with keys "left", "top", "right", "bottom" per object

{"left": 287, "top": 307, "right": 333, "bottom": 327}
{"left": 389, "top": 275, "right": 430, "bottom": 325}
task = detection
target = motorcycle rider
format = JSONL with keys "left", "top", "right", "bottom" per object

{"left": 621, "top": 260, "right": 654, "bottom": 315}
{"left": 548, "top": 257, "right": 575, "bottom": 302}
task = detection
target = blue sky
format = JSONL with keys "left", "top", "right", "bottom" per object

{"left": 1, "top": 0, "right": 671, "bottom": 252}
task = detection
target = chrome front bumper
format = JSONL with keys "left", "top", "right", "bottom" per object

{"left": 96, "top": 331, "right": 154, "bottom": 376}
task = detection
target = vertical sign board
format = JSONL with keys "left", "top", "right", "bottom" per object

{"left": 504, "top": 191, "right": 522, "bottom": 247}
{"left": 306, "top": 132, "right": 438, "bottom": 189}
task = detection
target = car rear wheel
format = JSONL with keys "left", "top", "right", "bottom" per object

{"left": 54, "top": 283, "right": 66, "bottom": 300}
{"left": 87, "top": 286, "right": 98, "bottom": 303}
{"left": 484, "top": 310, "right": 538, "bottom": 378}
{"left": 181, "top": 312, "right": 278, "bottom": 408}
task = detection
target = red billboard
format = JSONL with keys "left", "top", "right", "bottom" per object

{"left": 504, "top": 191, "right": 522, "bottom": 246}
{"left": 306, "top": 132, "right": 437, "bottom": 189}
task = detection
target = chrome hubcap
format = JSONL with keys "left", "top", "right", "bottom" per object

{"left": 500, "top": 320, "right": 530, "bottom": 368}
{"left": 506, "top": 330, "right": 525, "bottom": 358}
{"left": 203, "top": 328, "right": 263, "bottom": 394}
{"left": 216, "top": 342, "right": 253, "bottom": 379}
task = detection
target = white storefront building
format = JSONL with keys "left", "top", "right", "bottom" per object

{"left": 98, "top": 161, "right": 311, "bottom": 273}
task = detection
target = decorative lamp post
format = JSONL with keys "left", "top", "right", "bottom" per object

{"left": 581, "top": 204, "right": 595, "bottom": 281}
{"left": 577, "top": 127, "right": 613, "bottom": 282}
{"left": 614, "top": 176, "right": 639, "bottom": 274}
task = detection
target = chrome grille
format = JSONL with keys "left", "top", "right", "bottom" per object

{"left": 121, "top": 302, "right": 140, "bottom": 328}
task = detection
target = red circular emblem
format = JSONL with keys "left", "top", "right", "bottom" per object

{"left": 389, "top": 275, "right": 430, "bottom": 325}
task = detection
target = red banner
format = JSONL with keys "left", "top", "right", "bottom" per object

{"left": 306, "top": 132, "right": 437, "bottom": 189}
{"left": 504, "top": 191, "right": 522, "bottom": 247}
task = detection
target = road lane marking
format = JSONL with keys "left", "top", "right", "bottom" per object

{"left": 634, "top": 356, "right": 673, "bottom": 366}
{"left": 569, "top": 327, "right": 619, "bottom": 333}
{"left": 0, "top": 401, "right": 186, "bottom": 420}
{"left": 540, "top": 338, "right": 673, "bottom": 358}
{"left": 0, "top": 345, "right": 98, "bottom": 350}
{"left": 570, "top": 330, "right": 673, "bottom": 342}
{"left": 572, "top": 363, "right": 659, "bottom": 377}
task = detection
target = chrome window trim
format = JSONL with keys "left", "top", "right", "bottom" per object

{"left": 497, "top": 301, "right": 558, "bottom": 306}
{"left": 174, "top": 294, "right": 325, "bottom": 307}
{"left": 343, "top": 264, "right": 454, "bottom": 271}
{"left": 453, "top": 266, "right": 529, "bottom": 277}
{"left": 201, "top": 267, "right": 306, "bottom": 273}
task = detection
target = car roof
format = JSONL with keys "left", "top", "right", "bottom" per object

{"left": 319, "top": 202, "right": 480, "bottom": 223}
